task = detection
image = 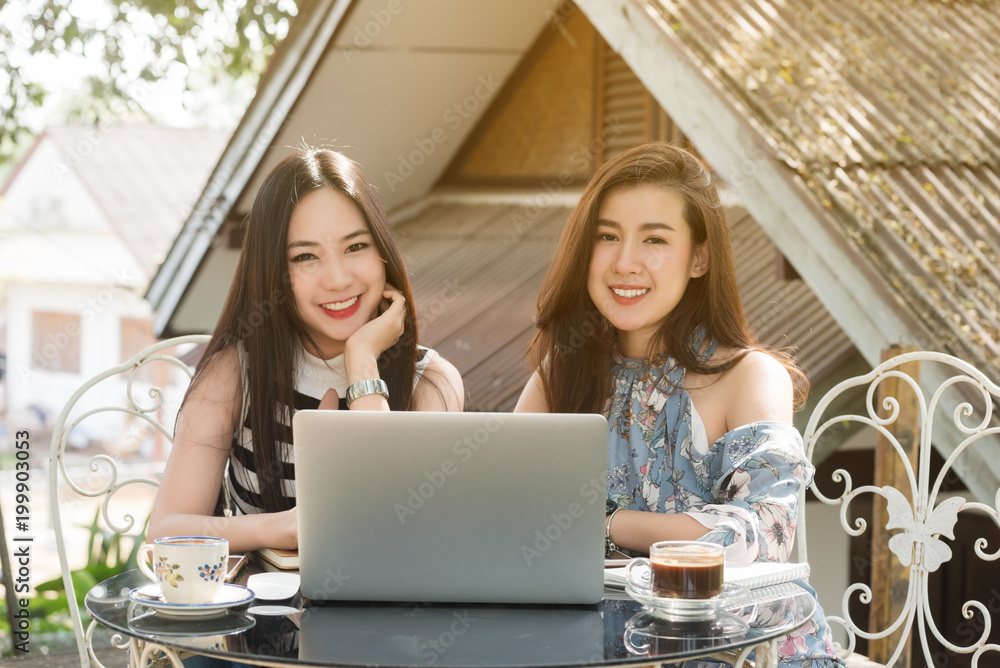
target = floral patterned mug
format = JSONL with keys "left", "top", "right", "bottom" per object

{"left": 138, "top": 536, "right": 229, "bottom": 604}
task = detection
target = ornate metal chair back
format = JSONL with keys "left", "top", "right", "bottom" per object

{"left": 48, "top": 335, "right": 211, "bottom": 668}
{"left": 798, "top": 351, "right": 1000, "bottom": 667}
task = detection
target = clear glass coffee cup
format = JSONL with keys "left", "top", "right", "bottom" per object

{"left": 625, "top": 540, "right": 725, "bottom": 599}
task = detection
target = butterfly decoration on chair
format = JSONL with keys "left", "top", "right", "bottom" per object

{"left": 882, "top": 486, "right": 965, "bottom": 572}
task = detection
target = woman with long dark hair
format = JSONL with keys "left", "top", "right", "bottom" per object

{"left": 148, "top": 148, "right": 463, "bottom": 551}
{"left": 516, "top": 142, "right": 843, "bottom": 666}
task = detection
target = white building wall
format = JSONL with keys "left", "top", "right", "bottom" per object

{"left": 5, "top": 280, "right": 157, "bottom": 445}
{"left": 0, "top": 138, "right": 105, "bottom": 233}
{"left": 1, "top": 136, "right": 185, "bottom": 450}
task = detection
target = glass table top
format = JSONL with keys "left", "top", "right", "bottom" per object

{"left": 86, "top": 569, "right": 816, "bottom": 667}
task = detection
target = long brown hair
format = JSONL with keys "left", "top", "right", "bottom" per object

{"left": 190, "top": 148, "right": 419, "bottom": 512}
{"left": 528, "top": 142, "right": 808, "bottom": 413}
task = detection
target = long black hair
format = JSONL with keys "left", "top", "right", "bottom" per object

{"left": 189, "top": 149, "right": 419, "bottom": 512}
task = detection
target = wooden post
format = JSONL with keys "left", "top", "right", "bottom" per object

{"left": 868, "top": 345, "right": 920, "bottom": 666}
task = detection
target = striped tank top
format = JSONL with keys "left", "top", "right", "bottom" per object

{"left": 225, "top": 342, "right": 437, "bottom": 515}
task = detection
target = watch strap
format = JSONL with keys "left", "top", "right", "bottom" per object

{"left": 345, "top": 378, "right": 389, "bottom": 407}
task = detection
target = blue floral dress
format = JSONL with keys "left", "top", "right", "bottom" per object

{"left": 606, "top": 343, "right": 845, "bottom": 667}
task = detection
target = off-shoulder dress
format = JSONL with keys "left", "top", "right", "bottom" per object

{"left": 605, "top": 340, "right": 845, "bottom": 667}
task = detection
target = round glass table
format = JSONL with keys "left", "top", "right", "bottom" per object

{"left": 86, "top": 569, "right": 816, "bottom": 668}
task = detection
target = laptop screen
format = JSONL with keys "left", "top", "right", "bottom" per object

{"left": 293, "top": 411, "right": 608, "bottom": 604}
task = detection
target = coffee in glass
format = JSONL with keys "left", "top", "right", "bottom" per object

{"left": 626, "top": 540, "right": 725, "bottom": 599}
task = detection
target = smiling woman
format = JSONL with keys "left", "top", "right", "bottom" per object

{"left": 587, "top": 185, "right": 708, "bottom": 359}
{"left": 146, "top": 148, "right": 464, "bottom": 554}
{"left": 515, "top": 142, "right": 845, "bottom": 668}
{"left": 286, "top": 187, "right": 397, "bottom": 360}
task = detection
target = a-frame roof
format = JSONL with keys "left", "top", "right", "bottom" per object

{"left": 145, "top": 0, "right": 1000, "bottom": 497}
{"left": 581, "top": 0, "right": 1000, "bottom": 376}
{"left": 0, "top": 124, "right": 229, "bottom": 283}
{"left": 45, "top": 125, "right": 230, "bottom": 278}
{"left": 146, "top": 0, "right": 563, "bottom": 334}
{"left": 574, "top": 0, "right": 1000, "bottom": 500}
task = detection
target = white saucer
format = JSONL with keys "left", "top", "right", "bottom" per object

{"left": 625, "top": 583, "right": 749, "bottom": 621}
{"left": 247, "top": 605, "right": 299, "bottom": 616}
{"left": 129, "top": 583, "right": 255, "bottom": 618}
{"left": 624, "top": 608, "right": 750, "bottom": 643}
{"left": 247, "top": 572, "right": 300, "bottom": 600}
{"left": 128, "top": 610, "right": 256, "bottom": 636}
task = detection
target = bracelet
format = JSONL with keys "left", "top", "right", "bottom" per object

{"left": 346, "top": 378, "right": 389, "bottom": 407}
{"left": 605, "top": 508, "right": 624, "bottom": 558}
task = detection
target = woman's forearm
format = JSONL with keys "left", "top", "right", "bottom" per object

{"left": 608, "top": 509, "right": 708, "bottom": 554}
{"left": 146, "top": 511, "right": 293, "bottom": 554}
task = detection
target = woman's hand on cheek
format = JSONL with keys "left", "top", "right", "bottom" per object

{"left": 344, "top": 286, "right": 406, "bottom": 362}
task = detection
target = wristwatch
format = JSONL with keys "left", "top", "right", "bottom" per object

{"left": 346, "top": 378, "right": 389, "bottom": 407}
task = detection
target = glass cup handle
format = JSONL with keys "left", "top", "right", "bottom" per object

{"left": 622, "top": 627, "right": 649, "bottom": 655}
{"left": 625, "top": 557, "right": 652, "bottom": 589}
{"left": 137, "top": 545, "right": 156, "bottom": 582}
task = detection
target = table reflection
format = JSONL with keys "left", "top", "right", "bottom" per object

{"left": 86, "top": 570, "right": 816, "bottom": 667}
{"left": 298, "top": 603, "right": 604, "bottom": 666}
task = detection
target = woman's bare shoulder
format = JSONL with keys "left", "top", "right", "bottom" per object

{"left": 721, "top": 349, "right": 794, "bottom": 425}
{"left": 191, "top": 345, "right": 241, "bottom": 392}
{"left": 685, "top": 345, "right": 765, "bottom": 388}
{"left": 415, "top": 353, "right": 464, "bottom": 411}
{"left": 183, "top": 344, "right": 243, "bottom": 426}
{"left": 728, "top": 348, "right": 790, "bottom": 381}
{"left": 171, "top": 345, "right": 242, "bottom": 454}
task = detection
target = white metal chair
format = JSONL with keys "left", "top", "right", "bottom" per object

{"left": 48, "top": 335, "right": 210, "bottom": 668}
{"left": 798, "top": 351, "right": 1000, "bottom": 667}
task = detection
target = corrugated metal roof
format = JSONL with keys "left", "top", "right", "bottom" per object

{"left": 651, "top": 0, "right": 1000, "bottom": 168}
{"left": 647, "top": 0, "right": 1000, "bottom": 372}
{"left": 730, "top": 208, "right": 856, "bottom": 381}
{"left": 44, "top": 124, "right": 231, "bottom": 279}
{"left": 395, "top": 197, "right": 853, "bottom": 410}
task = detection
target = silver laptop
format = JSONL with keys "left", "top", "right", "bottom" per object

{"left": 292, "top": 411, "right": 608, "bottom": 604}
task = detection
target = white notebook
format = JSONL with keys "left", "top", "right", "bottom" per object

{"left": 604, "top": 559, "right": 809, "bottom": 590}
{"left": 725, "top": 561, "right": 810, "bottom": 588}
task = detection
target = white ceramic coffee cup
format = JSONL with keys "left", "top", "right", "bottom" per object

{"left": 138, "top": 536, "right": 229, "bottom": 604}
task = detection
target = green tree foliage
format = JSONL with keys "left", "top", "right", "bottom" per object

{"left": 0, "top": 0, "right": 297, "bottom": 168}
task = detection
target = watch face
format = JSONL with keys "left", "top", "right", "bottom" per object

{"left": 606, "top": 499, "right": 617, "bottom": 514}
